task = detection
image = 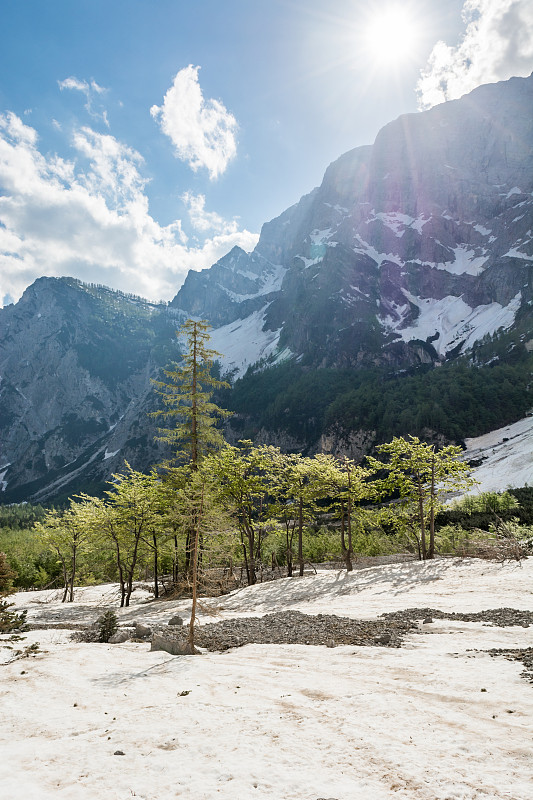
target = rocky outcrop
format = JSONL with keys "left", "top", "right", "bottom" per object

{"left": 172, "top": 73, "right": 533, "bottom": 370}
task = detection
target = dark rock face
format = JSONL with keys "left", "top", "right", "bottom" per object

{"left": 0, "top": 278, "right": 176, "bottom": 502}
{"left": 171, "top": 73, "right": 533, "bottom": 371}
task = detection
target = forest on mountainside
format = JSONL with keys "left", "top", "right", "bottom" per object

{"left": 224, "top": 344, "right": 533, "bottom": 448}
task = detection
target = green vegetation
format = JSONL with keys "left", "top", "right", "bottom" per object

{"left": 224, "top": 349, "right": 533, "bottom": 445}
{"left": 1, "top": 320, "right": 531, "bottom": 612}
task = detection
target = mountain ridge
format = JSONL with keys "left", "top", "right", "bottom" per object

{"left": 1, "top": 73, "right": 532, "bottom": 502}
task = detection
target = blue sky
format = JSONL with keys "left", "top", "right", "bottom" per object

{"left": 1, "top": 0, "right": 532, "bottom": 306}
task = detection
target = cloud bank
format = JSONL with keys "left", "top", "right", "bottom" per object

{"left": 150, "top": 65, "right": 238, "bottom": 180}
{"left": 0, "top": 112, "right": 258, "bottom": 306}
{"left": 417, "top": 0, "right": 533, "bottom": 109}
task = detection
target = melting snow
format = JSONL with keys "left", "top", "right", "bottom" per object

{"left": 504, "top": 245, "right": 533, "bottom": 261}
{"left": 473, "top": 224, "right": 492, "bottom": 236}
{"left": 2, "top": 559, "right": 533, "bottom": 799}
{"left": 353, "top": 235, "right": 402, "bottom": 266}
{"left": 0, "top": 463, "right": 10, "bottom": 491}
{"left": 209, "top": 306, "right": 284, "bottom": 378}
{"left": 464, "top": 416, "right": 533, "bottom": 494}
{"left": 371, "top": 212, "right": 429, "bottom": 237}
{"left": 103, "top": 449, "right": 120, "bottom": 461}
{"left": 222, "top": 263, "right": 287, "bottom": 301}
{"left": 309, "top": 228, "right": 332, "bottom": 244}
{"left": 434, "top": 245, "right": 488, "bottom": 276}
{"left": 389, "top": 291, "right": 521, "bottom": 355}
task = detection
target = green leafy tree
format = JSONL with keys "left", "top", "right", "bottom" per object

{"left": 35, "top": 502, "right": 92, "bottom": 602}
{"left": 0, "top": 551, "right": 16, "bottom": 595}
{"left": 170, "top": 467, "right": 231, "bottom": 652}
{"left": 368, "top": 436, "right": 475, "bottom": 560}
{"left": 321, "top": 456, "right": 374, "bottom": 571}
{"left": 206, "top": 442, "right": 283, "bottom": 585}
{"left": 76, "top": 465, "right": 162, "bottom": 607}
{"left": 273, "top": 453, "right": 337, "bottom": 576}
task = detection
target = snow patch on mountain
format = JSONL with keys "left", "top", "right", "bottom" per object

{"left": 389, "top": 291, "right": 521, "bottom": 356}
{"left": 209, "top": 306, "right": 284, "bottom": 378}
{"left": 353, "top": 235, "right": 402, "bottom": 267}
{"left": 435, "top": 245, "right": 489, "bottom": 276}
{"left": 0, "top": 464, "right": 10, "bottom": 491}
{"left": 370, "top": 211, "right": 430, "bottom": 237}
{"left": 464, "top": 416, "right": 533, "bottom": 494}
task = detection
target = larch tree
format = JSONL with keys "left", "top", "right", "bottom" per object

{"left": 151, "top": 319, "right": 231, "bottom": 469}
{"left": 35, "top": 501, "right": 92, "bottom": 602}
{"left": 205, "top": 442, "right": 283, "bottom": 585}
{"left": 368, "top": 436, "right": 475, "bottom": 560}
{"left": 151, "top": 319, "right": 232, "bottom": 647}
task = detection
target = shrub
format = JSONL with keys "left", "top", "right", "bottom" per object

{"left": 97, "top": 610, "right": 118, "bottom": 642}
{"left": 0, "top": 599, "right": 27, "bottom": 633}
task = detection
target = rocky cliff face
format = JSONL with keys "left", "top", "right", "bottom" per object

{"left": 1, "top": 74, "right": 532, "bottom": 502}
{"left": 0, "top": 278, "right": 179, "bottom": 502}
{"left": 172, "top": 73, "right": 533, "bottom": 375}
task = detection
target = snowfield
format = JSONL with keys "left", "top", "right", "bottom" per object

{"left": 2, "top": 558, "right": 533, "bottom": 800}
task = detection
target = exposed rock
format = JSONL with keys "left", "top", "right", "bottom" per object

{"left": 108, "top": 630, "right": 131, "bottom": 644}
{"left": 134, "top": 623, "right": 152, "bottom": 639}
{"left": 168, "top": 615, "right": 184, "bottom": 627}
{"left": 151, "top": 633, "right": 198, "bottom": 656}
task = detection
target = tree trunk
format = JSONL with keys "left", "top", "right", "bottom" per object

{"left": 153, "top": 532, "right": 159, "bottom": 598}
{"left": 298, "top": 497, "right": 304, "bottom": 577}
{"left": 173, "top": 534, "right": 179, "bottom": 583}
{"left": 428, "top": 456, "right": 436, "bottom": 560}
{"left": 346, "top": 495, "right": 353, "bottom": 572}
{"left": 416, "top": 474, "right": 427, "bottom": 560}
{"left": 187, "top": 483, "right": 204, "bottom": 654}
{"left": 68, "top": 545, "right": 77, "bottom": 602}
{"left": 340, "top": 502, "right": 352, "bottom": 572}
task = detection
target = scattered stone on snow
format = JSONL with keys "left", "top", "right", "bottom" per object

{"left": 134, "top": 623, "right": 152, "bottom": 639}
{"left": 108, "top": 630, "right": 130, "bottom": 644}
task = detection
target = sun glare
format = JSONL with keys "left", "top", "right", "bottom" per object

{"left": 362, "top": 7, "right": 419, "bottom": 66}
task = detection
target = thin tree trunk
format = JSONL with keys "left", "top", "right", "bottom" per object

{"left": 187, "top": 483, "right": 204, "bottom": 654}
{"left": 153, "top": 532, "right": 159, "bottom": 598}
{"left": 68, "top": 544, "right": 77, "bottom": 602}
{"left": 298, "top": 497, "right": 304, "bottom": 577}
{"left": 428, "top": 456, "right": 435, "bottom": 560}
{"left": 346, "top": 494, "right": 353, "bottom": 572}
{"left": 417, "top": 474, "right": 427, "bottom": 560}
{"left": 173, "top": 534, "right": 179, "bottom": 583}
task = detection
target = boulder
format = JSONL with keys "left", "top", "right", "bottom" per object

{"left": 151, "top": 633, "right": 198, "bottom": 656}
{"left": 109, "top": 630, "right": 131, "bottom": 644}
{"left": 135, "top": 622, "right": 152, "bottom": 639}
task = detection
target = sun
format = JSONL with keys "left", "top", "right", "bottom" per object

{"left": 362, "top": 6, "right": 420, "bottom": 66}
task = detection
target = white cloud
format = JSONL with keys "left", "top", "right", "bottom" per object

{"left": 182, "top": 192, "right": 238, "bottom": 234}
{"left": 59, "top": 76, "right": 110, "bottom": 126}
{"left": 417, "top": 0, "right": 533, "bottom": 109}
{"left": 0, "top": 113, "right": 258, "bottom": 306}
{"left": 151, "top": 65, "right": 238, "bottom": 180}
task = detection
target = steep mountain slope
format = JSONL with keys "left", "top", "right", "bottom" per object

{"left": 173, "top": 73, "right": 533, "bottom": 375}
{"left": 1, "top": 74, "right": 532, "bottom": 502}
{"left": 0, "top": 278, "right": 181, "bottom": 502}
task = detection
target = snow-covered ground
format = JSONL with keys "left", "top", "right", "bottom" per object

{"left": 464, "top": 415, "right": 533, "bottom": 494}
{"left": 2, "top": 558, "right": 533, "bottom": 799}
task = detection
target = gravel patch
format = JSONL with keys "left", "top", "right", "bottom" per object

{"left": 183, "top": 610, "right": 417, "bottom": 651}
{"left": 380, "top": 607, "right": 533, "bottom": 627}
